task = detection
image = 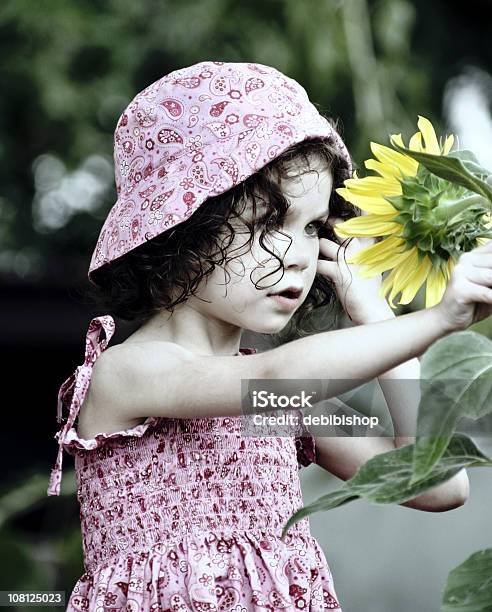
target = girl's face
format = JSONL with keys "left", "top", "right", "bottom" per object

{"left": 190, "top": 157, "right": 334, "bottom": 334}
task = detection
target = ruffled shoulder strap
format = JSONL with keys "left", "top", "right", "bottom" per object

{"left": 47, "top": 315, "right": 115, "bottom": 496}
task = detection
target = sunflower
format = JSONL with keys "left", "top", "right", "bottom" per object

{"left": 334, "top": 116, "right": 492, "bottom": 309}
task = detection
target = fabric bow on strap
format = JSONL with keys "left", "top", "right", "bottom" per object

{"left": 47, "top": 315, "right": 115, "bottom": 496}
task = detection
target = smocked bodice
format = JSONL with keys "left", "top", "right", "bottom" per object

{"left": 75, "top": 416, "right": 311, "bottom": 573}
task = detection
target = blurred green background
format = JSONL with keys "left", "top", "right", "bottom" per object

{"left": 1, "top": 0, "right": 491, "bottom": 609}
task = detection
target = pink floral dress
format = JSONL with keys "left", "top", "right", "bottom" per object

{"left": 48, "top": 316, "right": 342, "bottom": 611}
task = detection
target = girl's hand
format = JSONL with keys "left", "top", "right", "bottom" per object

{"left": 433, "top": 240, "right": 492, "bottom": 332}
{"left": 317, "top": 215, "right": 394, "bottom": 325}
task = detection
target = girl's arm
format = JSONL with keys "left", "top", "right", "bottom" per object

{"left": 313, "top": 435, "right": 469, "bottom": 512}
{"left": 312, "top": 353, "right": 469, "bottom": 513}
{"left": 351, "top": 310, "right": 468, "bottom": 512}
{"left": 380, "top": 357, "right": 469, "bottom": 511}
{"left": 90, "top": 305, "right": 451, "bottom": 422}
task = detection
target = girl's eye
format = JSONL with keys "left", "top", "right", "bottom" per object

{"left": 262, "top": 217, "right": 326, "bottom": 237}
{"left": 305, "top": 220, "right": 326, "bottom": 237}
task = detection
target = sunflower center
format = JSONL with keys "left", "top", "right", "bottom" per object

{"left": 385, "top": 168, "right": 490, "bottom": 266}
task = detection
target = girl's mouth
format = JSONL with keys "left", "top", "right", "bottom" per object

{"left": 268, "top": 288, "right": 303, "bottom": 311}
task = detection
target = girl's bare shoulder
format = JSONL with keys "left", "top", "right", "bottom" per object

{"left": 77, "top": 340, "right": 194, "bottom": 438}
{"left": 108, "top": 338, "right": 195, "bottom": 366}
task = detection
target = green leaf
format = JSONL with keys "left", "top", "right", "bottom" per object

{"left": 349, "top": 433, "right": 490, "bottom": 502}
{"left": 385, "top": 195, "right": 407, "bottom": 211}
{"left": 281, "top": 489, "right": 359, "bottom": 539}
{"left": 391, "top": 142, "right": 492, "bottom": 203}
{"left": 449, "top": 150, "right": 492, "bottom": 180}
{"left": 411, "top": 331, "right": 492, "bottom": 483}
{"left": 441, "top": 549, "right": 492, "bottom": 611}
{"left": 449, "top": 150, "right": 483, "bottom": 165}
{"left": 400, "top": 178, "right": 432, "bottom": 200}
{"left": 281, "top": 433, "right": 491, "bottom": 538}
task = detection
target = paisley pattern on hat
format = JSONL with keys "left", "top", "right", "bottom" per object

{"left": 89, "top": 61, "right": 352, "bottom": 279}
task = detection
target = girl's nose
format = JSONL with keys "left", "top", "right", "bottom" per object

{"left": 281, "top": 235, "right": 311, "bottom": 271}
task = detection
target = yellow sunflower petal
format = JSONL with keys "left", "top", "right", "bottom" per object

{"left": 380, "top": 253, "right": 419, "bottom": 309}
{"left": 389, "top": 132, "right": 423, "bottom": 172}
{"left": 477, "top": 237, "right": 489, "bottom": 247}
{"left": 392, "top": 248, "right": 419, "bottom": 282}
{"left": 425, "top": 266, "right": 447, "bottom": 308}
{"left": 442, "top": 134, "right": 454, "bottom": 155}
{"left": 345, "top": 236, "right": 406, "bottom": 265}
{"left": 390, "top": 133, "right": 405, "bottom": 148}
{"left": 333, "top": 214, "right": 401, "bottom": 238}
{"left": 364, "top": 158, "right": 402, "bottom": 179}
{"left": 382, "top": 248, "right": 420, "bottom": 306}
{"left": 335, "top": 188, "right": 398, "bottom": 215}
{"left": 399, "top": 255, "right": 433, "bottom": 304}
{"left": 371, "top": 142, "right": 419, "bottom": 177}
{"left": 343, "top": 176, "right": 402, "bottom": 197}
{"left": 409, "top": 131, "right": 423, "bottom": 152}
{"left": 356, "top": 247, "right": 416, "bottom": 276}
{"left": 417, "top": 116, "right": 440, "bottom": 155}
{"left": 379, "top": 267, "right": 400, "bottom": 309}
{"left": 446, "top": 257, "right": 456, "bottom": 280}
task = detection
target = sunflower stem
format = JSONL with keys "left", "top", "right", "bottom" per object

{"left": 433, "top": 194, "right": 491, "bottom": 222}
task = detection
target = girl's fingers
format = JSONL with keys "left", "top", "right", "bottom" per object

{"left": 469, "top": 283, "right": 492, "bottom": 303}
{"left": 472, "top": 239, "right": 492, "bottom": 254}
{"left": 467, "top": 253, "right": 492, "bottom": 268}
{"left": 328, "top": 216, "right": 348, "bottom": 235}
{"left": 328, "top": 216, "right": 344, "bottom": 225}
{"left": 457, "top": 278, "right": 492, "bottom": 304}
{"left": 316, "top": 259, "right": 341, "bottom": 280}
{"left": 319, "top": 237, "right": 345, "bottom": 259}
{"left": 464, "top": 265, "right": 492, "bottom": 286}
{"left": 320, "top": 236, "right": 372, "bottom": 264}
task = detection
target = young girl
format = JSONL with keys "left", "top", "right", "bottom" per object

{"left": 47, "top": 61, "right": 492, "bottom": 611}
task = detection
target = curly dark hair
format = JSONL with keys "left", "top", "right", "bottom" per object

{"left": 84, "top": 121, "right": 361, "bottom": 341}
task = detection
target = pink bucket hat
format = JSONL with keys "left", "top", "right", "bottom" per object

{"left": 88, "top": 60, "right": 352, "bottom": 280}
